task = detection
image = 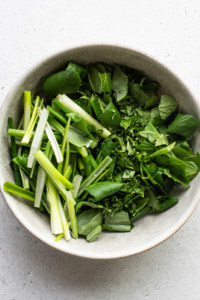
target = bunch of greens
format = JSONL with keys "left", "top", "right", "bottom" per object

{"left": 4, "top": 62, "right": 200, "bottom": 242}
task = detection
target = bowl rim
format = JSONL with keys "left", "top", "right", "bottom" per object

{"left": 1, "top": 43, "right": 200, "bottom": 260}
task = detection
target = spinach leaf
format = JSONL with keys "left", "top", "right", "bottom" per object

{"left": 86, "top": 225, "right": 102, "bottom": 242}
{"left": 152, "top": 195, "right": 178, "bottom": 212}
{"left": 88, "top": 66, "right": 101, "bottom": 93}
{"left": 43, "top": 64, "right": 81, "bottom": 96}
{"left": 135, "top": 142, "right": 156, "bottom": 152}
{"left": 88, "top": 66, "right": 112, "bottom": 93}
{"left": 185, "top": 161, "right": 198, "bottom": 180}
{"left": 130, "top": 81, "right": 149, "bottom": 106}
{"left": 99, "top": 101, "right": 121, "bottom": 128}
{"left": 155, "top": 134, "right": 168, "bottom": 146}
{"left": 149, "top": 142, "right": 176, "bottom": 158}
{"left": 112, "top": 66, "right": 128, "bottom": 101}
{"left": 172, "top": 145, "right": 194, "bottom": 161}
{"left": 77, "top": 209, "right": 102, "bottom": 236}
{"left": 167, "top": 114, "right": 200, "bottom": 138}
{"left": 85, "top": 181, "right": 124, "bottom": 201}
{"left": 103, "top": 211, "right": 131, "bottom": 232}
{"left": 100, "top": 139, "right": 117, "bottom": 157}
{"left": 154, "top": 155, "right": 188, "bottom": 178}
{"left": 158, "top": 167, "right": 190, "bottom": 186}
{"left": 67, "top": 62, "right": 87, "bottom": 78}
{"left": 90, "top": 94, "right": 105, "bottom": 116}
{"left": 139, "top": 122, "right": 160, "bottom": 143}
{"left": 145, "top": 95, "right": 158, "bottom": 109}
{"left": 100, "top": 73, "right": 112, "bottom": 93}
{"left": 120, "top": 117, "right": 133, "bottom": 130}
{"left": 158, "top": 95, "right": 178, "bottom": 120}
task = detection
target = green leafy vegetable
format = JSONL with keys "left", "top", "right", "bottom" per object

{"left": 158, "top": 95, "right": 178, "bottom": 120}
{"left": 85, "top": 181, "right": 124, "bottom": 201}
{"left": 112, "top": 66, "right": 128, "bottom": 101}
{"left": 43, "top": 64, "right": 81, "bottom": 96}
{"left": 103, "top": 211, "right": 131, "bottom": 232}
{"left": 4, "top": 61, "right": 200, "bottom": 244}
{"left": 167, "top": 114, "right": 200, "bottom": 138}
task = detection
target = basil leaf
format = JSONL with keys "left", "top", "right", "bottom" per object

{"left": 167, "top": 114, "right": 200, "bottom": 138}
{"left": 85, "top": 181, "right": 124, "bottom": 201}
{"left": 112, "top": 66, "right": 128, "bottom": 101}
{"left": 158, "top": 95, "right": 178, "bottom": 120}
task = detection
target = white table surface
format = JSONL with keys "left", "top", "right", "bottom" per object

{"left": 1, "top": 1, "right": 200, "bottom": 299}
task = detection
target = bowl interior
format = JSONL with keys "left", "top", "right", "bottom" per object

{"left": 1, "top": 45, "right": 200, "bottom": 259}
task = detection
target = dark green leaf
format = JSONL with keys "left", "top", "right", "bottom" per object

{"left": 85, "top": 181, "right": 124, "bottom": 201}
{"left": 43, "top": 69, "right": 80, "bottom": 96}
{"left": 99, "top": 101, "right": 121, "bottom": 128}
{"left": 77, "top": 209, "right": 102, "bottom": 236}
{"left": 167, "top": 114, "right": 200, "bottom": 139}
{"left": 88, "top": 66, "right": 112, "bottom": 93}
{"left": 139, "top": 122, "right": 160, "bottom": 143}
{"left": 67, "top": 62, "right": 87, "bottom": 78}
{"left": 86, "top": 225, "right": 102, "bottom": 242}
{"left": 149, "top": 142, "right": 176, "bottom": 158}
{"left": 112, "top": 66, "right": 128, "bottom": 101}
{"left": 104, "top": 211, "right": 131, "bottom": 232}
{"left": 158, "top": 95, "right": 178, "bottom": 120}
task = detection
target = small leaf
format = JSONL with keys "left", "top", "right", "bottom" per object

{"left": 43, "top": 69, "right": 80, "bottom": 96}
{"left": 139, "top": 122, "right": 160, "bottom": 143}
{"left": 112, "top": 66, "right": 128, "bottom": 101}
{"left": 99, "top": 101, "right": 121, "bottom": 128}
{"left": 77, "top": 209, "right": 102, "bottom": 236}
{"left": 149, "top": 142, "right": 176, "bottom": 158}
{"left": 85, "top": 181, "right": 124, "bottom": 201}
{"left": 158, "top": 95, "right": 178, "bottom": 120}
{"left": 167, "top": 114, "right": 200, "bottom": 139}
{"left": 86, "top": 225, "right": 102, "bottom": 242}
{"left": 104, "top": 211, "right": 131, "bottom": 232}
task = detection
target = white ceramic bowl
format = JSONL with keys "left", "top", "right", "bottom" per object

{"left": 1, "top": 45, "right": 200, "bottom": 259}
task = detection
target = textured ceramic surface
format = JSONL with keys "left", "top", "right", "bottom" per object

{"left": 0, "top": 45, "right": 200, "bottom": 259}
